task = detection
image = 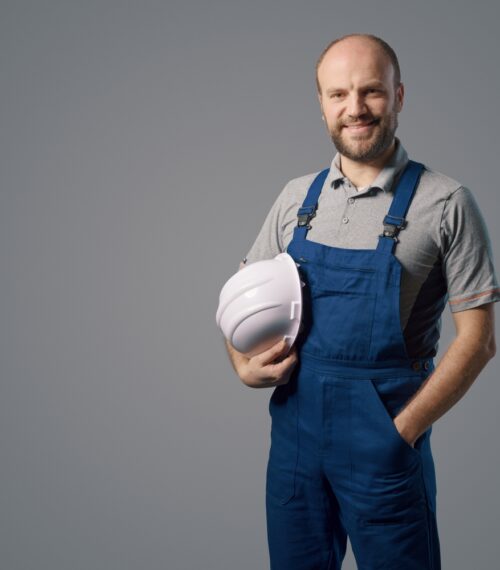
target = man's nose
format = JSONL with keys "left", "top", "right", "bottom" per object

{"left": 346, "top": 93, "right": 367, "bottom": 118}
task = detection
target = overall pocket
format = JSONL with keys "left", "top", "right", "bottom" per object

{"left": 306, "top": 266, "right": 377, "bottom": 360}
{"left": 266, "top": 384, "right": 298, "bottom": 505}
{"left": 368, "top": 377, "right": 426, "bottom": 456}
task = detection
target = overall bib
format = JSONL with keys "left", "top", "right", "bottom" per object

{"left": 266, "top": 161, "right": 441, "bottom": 569}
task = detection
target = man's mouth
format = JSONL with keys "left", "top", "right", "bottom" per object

{"left": 344, "top": 119, "right": 378, "bottom": 131}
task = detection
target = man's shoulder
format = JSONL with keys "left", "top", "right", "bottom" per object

{"left": 280, "top": 169, "right": 326, "bottom": 201}
{"left": 419, "top": 164, "right": 464, "bottom": 199}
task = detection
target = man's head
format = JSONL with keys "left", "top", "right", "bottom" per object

{"left": 316, "top": 34, "right": 404, "bottom": 163}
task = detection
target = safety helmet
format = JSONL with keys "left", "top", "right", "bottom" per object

{"left": 216, "top": 252, "right": 303, "bottom": 356}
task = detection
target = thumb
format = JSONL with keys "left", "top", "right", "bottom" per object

{"left": 258, "top": 339, "right": 288, "bottom": 365}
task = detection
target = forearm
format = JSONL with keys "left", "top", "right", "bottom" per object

{"left": 395, "top": 331, "right": 496, "bottom": 445}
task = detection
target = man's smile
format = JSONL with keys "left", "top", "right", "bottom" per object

{"left": 343, "top": 119, "right": 378, "bottom": 132}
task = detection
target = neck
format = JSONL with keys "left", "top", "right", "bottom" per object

{"left": 339, "top": 139, "right": 396, "bottom": 189}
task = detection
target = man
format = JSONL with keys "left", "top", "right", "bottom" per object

{"left": 224, "top": 33, "right": 498, "bottom": 569}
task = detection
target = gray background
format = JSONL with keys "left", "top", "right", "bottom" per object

{"left": 1, "top": 0, "right": 498, "bottom": 569}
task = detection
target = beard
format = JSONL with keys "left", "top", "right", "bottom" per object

{"left": 328, "top": 110, "right": 398, "bottom": 162}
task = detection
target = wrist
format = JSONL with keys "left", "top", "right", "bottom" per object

{"left": 394, "top": 413, "right": 419, "bottom": 447}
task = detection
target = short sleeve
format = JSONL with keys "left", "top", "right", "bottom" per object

{"left": 440, "top": 186, "right": 500, "bottom": 312}
{"left": 238, "top": 182, "right": 290, "bottom": 268}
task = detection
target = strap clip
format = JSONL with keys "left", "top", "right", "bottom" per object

{"left": 297, "top": 205, "right": 317, "bottom": 228}
{"left": 379, "top": 215, "right": 407, "bottom": 241}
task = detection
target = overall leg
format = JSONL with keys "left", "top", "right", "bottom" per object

{"left": 325, "top": 377, "right": 441, "bottom": 570}
{"left": 266, "top": 372, "right": 348, "bottom": 570}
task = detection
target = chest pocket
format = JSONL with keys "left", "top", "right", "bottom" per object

{"left": 303, "top": 264, "right": 378, "bottom": 361}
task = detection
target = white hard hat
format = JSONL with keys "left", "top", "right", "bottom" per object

{"left": 216, "top": 253, "right": 303, "bottom": 356}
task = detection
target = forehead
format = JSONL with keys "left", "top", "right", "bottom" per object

{"left": 318, "top": 40, "right": 394, "bottom": 89}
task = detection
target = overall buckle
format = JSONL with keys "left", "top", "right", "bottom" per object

{"left": 297, "top": 205, "right": 317, "bottom": 229}
{"left": 379, "top": 215, "right": 407, "bottom": 241}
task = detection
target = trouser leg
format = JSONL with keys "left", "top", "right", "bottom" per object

{"left": 266, "top": 375, "right": 348, "bottom": 569}
{"left": 266, "top": 456, "right": 348, "bottom": 569}
{"left": 324, "top": 376, "right": 441, "bottom": 570}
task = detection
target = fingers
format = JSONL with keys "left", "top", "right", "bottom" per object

{"left": 263, "top": 346, "right": 298, "bottom": 378}
{"left": 243, "top": 338, "right": 298, "bottom": 389}
{"left": 257, "top": 339, "right": 290, "bottom": 366}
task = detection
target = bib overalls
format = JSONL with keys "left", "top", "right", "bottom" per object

{"left": 266, "top": 160, "right": 441, "bottom": 569}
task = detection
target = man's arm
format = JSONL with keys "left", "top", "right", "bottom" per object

{"left": 394, "top": 303, "right": 496, "bottom": 447}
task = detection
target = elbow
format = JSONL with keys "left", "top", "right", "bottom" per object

{"left": 480, "top": 329, "right": 497, "bottom": 361}
{"left": 485, "top": 336, "right": 497, "bottom": 360}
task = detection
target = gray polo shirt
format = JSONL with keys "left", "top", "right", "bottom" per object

{"left": 242, "top": 137, "right": 500, "bottom": 358}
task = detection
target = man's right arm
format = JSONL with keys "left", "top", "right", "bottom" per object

{"left": 223, "top": 179, "right": 301, "bottom": 387}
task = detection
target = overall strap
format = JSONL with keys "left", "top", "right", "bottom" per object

{"left": 292, "top": 168, "right": 330, "bottom": 241}
{"left": 377, "top": 160, "right": 425, "bottom": 254}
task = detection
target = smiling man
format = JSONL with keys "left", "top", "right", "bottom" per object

{"left": 224, "top": 33, "right": 499, "bottom": 569}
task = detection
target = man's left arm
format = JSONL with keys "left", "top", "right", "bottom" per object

{"left": 394, "top": 302, "right": 496, "bottom": 447}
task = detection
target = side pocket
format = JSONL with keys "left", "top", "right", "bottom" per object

{"left": 368, "top": 379, "right": 423, "bottom": 456}
{"left": 266, "top": 386, "right": 298, "bottom": 505}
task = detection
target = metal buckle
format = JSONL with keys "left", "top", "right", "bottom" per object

{"left": 379, "top": 216, "right": 407, "bottom": 241}
{"left": 297, "top": 206, "right": 317, "bottom": 228}
{"left": 380, "top": 225, "right": 400, "bottom": 240}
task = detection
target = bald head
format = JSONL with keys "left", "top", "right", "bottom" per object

{"left": 316, "top": 34, "right": 401, "bottom": 96}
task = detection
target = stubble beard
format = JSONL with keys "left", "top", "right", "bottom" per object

{"left": 328, "top": 111, "right": 399, "bottom": 162}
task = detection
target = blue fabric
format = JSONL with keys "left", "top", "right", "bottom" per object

{"left": 266, "top": 160, "right": 441, "bottom": 569}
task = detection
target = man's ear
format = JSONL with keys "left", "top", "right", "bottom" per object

{"left": 396, "top": 82, "right": 404, "bottom": 113}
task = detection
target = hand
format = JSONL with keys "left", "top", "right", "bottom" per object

{"left": 393, "top": 414, "right": 417, "bottom": 448}
{"left": 239, "top": 338, "right": 298, "bottom": 389}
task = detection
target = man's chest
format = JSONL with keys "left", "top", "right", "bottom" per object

{"left": 281, "top": 185, "right": 444, "bottom": 328}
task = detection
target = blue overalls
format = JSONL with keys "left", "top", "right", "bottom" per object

{"left": 266, "top": 160, "right": 441, "bottom": 569}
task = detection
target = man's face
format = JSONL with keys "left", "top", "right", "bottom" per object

{"left": 317, "top": 40, "right": 404, "bottom": 162}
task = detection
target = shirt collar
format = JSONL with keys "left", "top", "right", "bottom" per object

{"left": 328, "top": 136, "right": 409, "bottom": 193}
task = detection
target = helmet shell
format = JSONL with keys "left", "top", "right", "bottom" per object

{"left": 216, "top": 253, "right": 302, "bottom": 355}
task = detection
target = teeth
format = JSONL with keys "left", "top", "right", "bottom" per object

{"left": 347, "top": 121, "right": 374, "bottom": 128}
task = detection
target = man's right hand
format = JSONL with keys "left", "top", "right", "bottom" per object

{"left": 238, "top": 338, "right": 298, "bottom": 389}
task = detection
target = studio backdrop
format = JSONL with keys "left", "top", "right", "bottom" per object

{"left": 1, "top": 1, "right": 499, "bottom": 569}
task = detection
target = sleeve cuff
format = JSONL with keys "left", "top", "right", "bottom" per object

{"left": 448, "top": 287, "right": 500, "bottom": 312}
